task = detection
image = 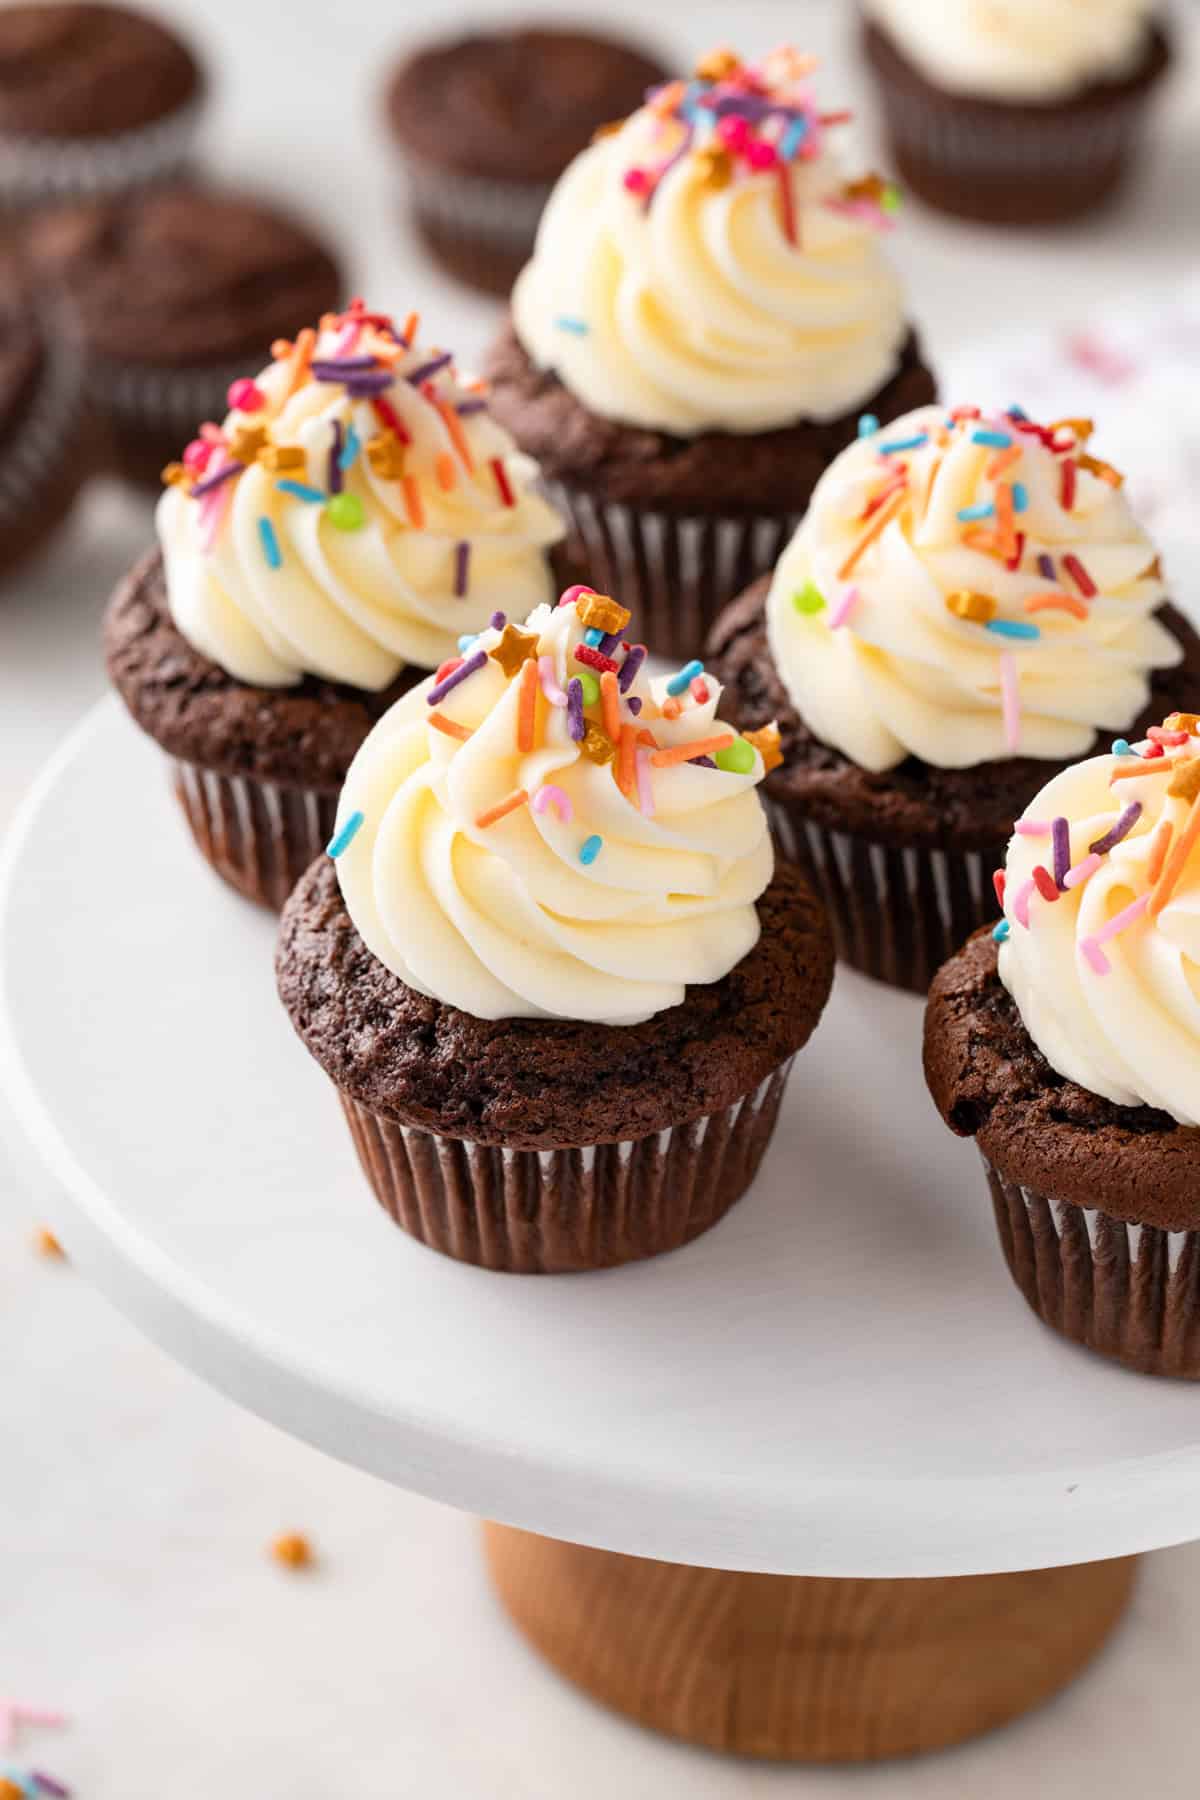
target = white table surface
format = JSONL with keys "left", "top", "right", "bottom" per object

{"left": 4, "top": 0, "right": 1200, "bottom": 1793}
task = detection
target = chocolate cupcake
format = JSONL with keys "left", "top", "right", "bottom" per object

{"left": 0, "top": 3, "right": 205, "bottom": 209}
{"left": 277, "top": 585, "right": 833, "bottom": 1274}
{"left": 708, "top": 403, "right": 1200, "bottom": 993}
{"left": 860, "top": 1, "right": 1170, "bottom": 225}
{"left": 0, "top": 252, "right": 95, "bottom": 580}
{"left": 926, "top": 711, "right": 1200, "bottom": 1377}
{"left": 28, "top": 186, "right": 343, "bottom": 489}
{"left": 384, "top": 26, "right": 667, "bottom": 298}
{"left": 105, "top": 301, "right": 565, "bottom": 909}
{"left": 486, "top": 46, "right": 936, "bottom": 661}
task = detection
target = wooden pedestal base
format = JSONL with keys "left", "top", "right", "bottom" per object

{"left": 483, "top": 1524, "right": 1137, "bottom": 1762}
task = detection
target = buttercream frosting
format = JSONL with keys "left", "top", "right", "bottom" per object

{"left": 865, "top": 0, "right": 1154, "bottom": 101}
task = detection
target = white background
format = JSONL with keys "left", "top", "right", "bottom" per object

{"left": 3, "top": 1, "right": 1200, "bottom": 1795}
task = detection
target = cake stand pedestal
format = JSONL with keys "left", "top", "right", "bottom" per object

{"left": 4, "top": 704, "right": 1198, "bottom": 1764}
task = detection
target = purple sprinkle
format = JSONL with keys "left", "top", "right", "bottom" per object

{"left": 1037, "top": 552, "right": 1056, "bottom": 580}
{"left": 427, "top": 648, "right": 487, "bottom": 706}
{"left": 32, "top": 1776, "right": 71, "bottom": 1799}
{"left": 691, "top": 755, "right": 717, "bottom": 768}
{"left": 456, "top": 398, "right": 488, "bottom": 416}
{"left": 454, "top": 541, "right": 471, "bottom": 599}
{"left": 328, "top": 420, "right": 343, "bottom": 494}
{"left": 1089, "top": 800, "right": 1142, "bottom": 856}
{"left": 407, "top": 352, "right": 454, "bottom": 386}
{"left": 567, "top": 676, "right": 585, "bottom": 741}
{"left": 1052, "top": 816, "right": 1071, "bottom": 889}
{"left": 711, "top": 91, "right": 775, "bottom": 123}
{"left": 626, "top": 695, "right": 642, "bottom": 715}
{"left": 596, "top": 630, "right": 623, "bottom": 657}
{"left": 311, "top": 356, "right": 380, "bottom": 376}
{"left": 490, "top": 610, "right": 507, "bottom": 629}
{"left": 342, "top": 372, "right": 394, "bottom": 397}
{"left": 618, "top": 644, "right": 646, "bottom": 693}
{"left": 189, "top": 459, "right": 243, "bottom": 498}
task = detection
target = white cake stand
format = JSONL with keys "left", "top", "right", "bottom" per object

{"left": 4, "top": 700, "right": 1198, "bottom": 1760}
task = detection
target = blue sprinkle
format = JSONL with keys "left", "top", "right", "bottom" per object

{"left": 970, "top": 428, "right": 1013, "bottom": 449}
{"left": 1006, "top": 404, "right": 1028, "bottom": 420}
{"left": 1111, "top": 738, "right": 1134, "bottom": 757}
{"left": 579, "top": 834, "right": 603, "bottom": 866}
{"left": 857, "top": 413, "right": 880, "bottom": 438}
{"left": 257, "top": 516, "right": 282, "bottom": 569}
{"left": 584, "top": 627, "right": 605, "bottom": 648}
{"left": 326, "top": 811, "right": 364, "bottom": 859}
{"left": 276, "top": 479, "right": 326, "bottom": 503}
{"left": 666, "top": 657, "right": 704, "bottom": 696}
{"left": 986, "top": 619, "right": 1041, "bottom": 641}
{"left": 993, "top": 919, "right": 1011, "bottom": 943}
{"left": 879, "top": 432, "right": 928, "bottom": 454}
{"left": 957, "top": 501, "right": 995, "bottom": 521}
{"left": 339, "top": 424, "right": 361, "bottom": 471}
{"left": 457, "top": 634, "right": 478, "bottom": 653}
{"left": 778, "top": 115, "right": 808, "bottom": 160}
{"left": 554, "top": 316, "right": 588, "bottom": 335}
{"left": 1011, "top": 482, "right": 1029, "bottom": 512}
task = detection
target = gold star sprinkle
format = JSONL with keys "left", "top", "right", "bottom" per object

{"left": 366, "top": 431, "right": 406, "bottom": 480}
{"left": 693, "top": 145, "right": 732, "bottom": 189}
{"left": 694, "top": 46, "right": 740, "bottom": 81}
{"left": 488, "top": 624, "right": 540, "bottom": 678}
{"left": 743, "top": 722, "right": 783, "bottom": 774}
{"left": 1164, "top": 712, "right": 1198, "bottom": 735}
{"left": 945, "top": 590, "right": 997, "bottom": 624}
{"left": 580, "top": 725, "right": 615, "bottom": 765}
{"left": 160, "top": 461, "right": 190, "bottom": 488}
{"left": 844, "top": 173, "right": 888, "bottom": 206}
{"left": 577, "top": 592, "right": 631, "bottom": 636}
{"left": 228, "top": 424, "right": 268, "bottom": 464}
{"left": 258, "top": 444, "right": 306, "bottom": 473}
{"left": 1168, "top": 759, "right": 1200, "bottom": 802}
{"left": 591, "top": 118, "right": 627, "bottom": 143}
{"left": 1049, "top": 417, "right": 1095, "bottom": 443}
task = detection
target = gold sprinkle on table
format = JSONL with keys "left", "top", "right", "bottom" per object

{"left": 271, "top": 1533, "right": 314, "bottom": 1570}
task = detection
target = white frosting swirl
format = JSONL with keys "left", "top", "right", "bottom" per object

{"left": 333, "top": 595, "right": 775, "bottom": 1024}
{"left": 865, "top": 0, "right": 1155, "bottom": 100}
{"left": 512, "top": 54, "right": 908, "bottom": 435}
{"left": 998, "top": 720, "right": 1200, "bottom": 1126}
{"left": 766, "top": 403, "right": 1179, "bottom": 772}
{"left": 157, "top": 314, "right": 564, "bottom": 690}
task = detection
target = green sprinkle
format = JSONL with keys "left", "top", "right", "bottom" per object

{"left": 576, "top": 669, "right": 601, "bottom": 706}
{"left": 715, "top": 738, "right": 756, "bottom": 774}
{"left": 792, "top": 581, "right": 826, "bottom": 616}
{"left": 881, "top": 184, "right": 902, "bottom": 214}
{"left": 327, "top": 491, "right": 365, "bottom": 531}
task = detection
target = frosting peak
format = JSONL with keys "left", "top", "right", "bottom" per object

{"left": 512, "top": 48, "right": 908, "bottom": 436}
{"left": 766, "top": 403, "right": 1180, "bottom": 772}
{"left": 865, "top": 0, "right": 1154, "bottom": 101}
{"left": 997, "top": 712, "right": 1200, "bottom": 1126}
{"left": 331, "top": 586, "right": 778, "bottom": 1025}
{"left": 156, "top": 299, "right": 564, "bottom": 690}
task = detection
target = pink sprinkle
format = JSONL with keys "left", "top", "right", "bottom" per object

{"left": 227, "top": 377, "right": 264, "bottom": 413}
{"left": 198, "top": 453, "right": 234, "bottom": 552}
{"left": 1000, "top": 650, "right": 1020, "bottom": 753}
{"left": 636, "top": 749, "right": 655, "bottom": 817}
{"left": 828, "top": 585, "right": 861, "bottom": 629}
{"left": 199, "top": 421, "right": 224, "bottom": 444}
{"left": 538, "top": 655, "right": 567, "bottom": 706}
{"left": 1148, "top": 727, "right": 1189, "bottom": 746}
{"left": 1063, "top": 852, "right": 1102, "bottom": 889}
{"left": 1081, "top": 937, "right": 1111, "bottom": 975}
{"left": 330, "top": 319, "right": 363, "bottom": 356}
{"left": 557, "top": 583, "right": 595, "bottom": 609}
{"left": 623, "top": 167, "right": 650, "bottom": 195}
{"left": 182, "top": 437, "right": 213, "bottom": 474}
{"left": 1012, "top": 877, "right": 1036, "bottom": 930}
{"left": 1015, "top": 819, "right": 1051, "bottom": 837}
{"left": 1095, "top": 892, "right": 1150, "bottom": 945}
{"left": 531, "top": 784, "right": 571, "bottom": 823}
{"left": 746, "top": 138, "right": 778, "bottom": 171}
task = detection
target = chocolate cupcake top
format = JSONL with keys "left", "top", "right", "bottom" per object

{"left": 329, "top": 585, "right": 781, "bottom": 1025}
{"left": 511, "top": 46, "right": 909, "bottom": 437}
{"left": 26, "top": 187, "right": 342, "bottom": 371}
{"left": 862, "top": 0, "right": 1157, "bottom": 100}
{"left": 765, "top": 403, "right": 1178, "bottom": 772}
{"left": 156, "top": 300, "right": 564, "bottom": 692}
{"left": 993, "top": 709, "right": 1200, "bottom": 1126}
{"left": 385, "top": 26, "right": 666, "bottom": 184}
{"left": 0, "top": 3, "right": 202, "bottom": 138}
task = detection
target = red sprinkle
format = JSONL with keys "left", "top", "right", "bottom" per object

{"left": 993, "top": 868, "right": 1006, "bottom": 906}
{"left": 1062, "top": 552, "right": 1096, "bottom": 597}
{"left": 574, "top": 643, "right": 620, "bottom": 675}
{"left": 690, "top": 677, "right": 710, "bottom": 703}
{"left": 1148, "top": 727, "right": 1190, "bottom": 746}
{"left": 372, "top": 394, "right": 411, "bottom": 444}
{"left": 1031, "top": 865, "right": 1060, "bottom": 902}
{"left": 1144, "top": 740, "right": 1165, "bottom": 759}
{"left": 491, "top": 457, "right": 515, "bottom": 507}
{"left": 1004, "top": 531, "right": 1025, "bottom": 572}
{"left": 433, "top": 656, "right": 463, "bottom": 684}
{"left": 1060, "top": 459, "right": 1077, "bottom": 511}
{"left": 950, "top": 405, "right": 981, "bottom": 420}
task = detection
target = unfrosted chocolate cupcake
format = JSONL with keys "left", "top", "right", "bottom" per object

{"left": 708, "top": 403, "right": 1200, "bottom": 992}
{"left": 926, "top": 711, "right": 1200, "bottom": 1377}
{"left": 0, "top": 3, "right": 205, "bottom": 209}
{"left": 384, "top": 25, "right": 667, "bottom": 297}
{"left": 860, "top": 1, "right": 1170, "bottom": 225}
{"left": 277, "top": 586, "right": 834, "bottom": 1274}
{"left": 104, "top": 302, "right": 565, "bottom": 909}
{"left": 28, "top": 185, "right": 343, "bottom": 488}
{"left": 487, "top": 46, "right": 936, "bottom": 660}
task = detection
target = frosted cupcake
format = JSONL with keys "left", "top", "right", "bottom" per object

{"left": 486, "top": 46, "right": 936, "bottom": 660}
{"left": 926, "top": 711, "right": 1200, "bottom": 1377}
{"left": 105, "top": 300, "right": 565, "bottom": 909}
{"left": 277, "top": 584, "right": 834, "bottom": 1273}
{"left": 861, "top": 0, "right": 1170, "bottom": 224}
{"left": 708, "top": 403, "right": 1200, "bottom": 991}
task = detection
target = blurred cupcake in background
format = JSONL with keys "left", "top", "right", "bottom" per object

{"left": 486, "top": 46, "right": 936, "bottom": 659}
{"left": 28, "top": 186, "right": 343, "bottom": 489}
{"left": 860, "top": 0, "right": 1170, "bottom": 225}
{"left": 0, "top": 3, "right": 205, "bottom": 209}
{"left": 104, "top": 301, "right": 565, "bottom": 908}
{"left": 384, "top": 25, "right": 667, "bottom": 297}
{"left": 707, "top": 402, "right": 1200, "bottom": 992}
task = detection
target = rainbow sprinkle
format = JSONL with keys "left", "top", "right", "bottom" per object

{"left": 579, "top": 835, "right": 603, "bottom": 865}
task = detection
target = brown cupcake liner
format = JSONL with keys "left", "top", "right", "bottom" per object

{"left": 0, "top": 98, "right": 203, "bottom": 209}
{"left": 765, "top": 797, "right": 1002, "bottom": 993}
{"left": 88, "top": 351, "right": 269, "bottom": 488}
{"left": 0, "top": 330, "right": 89, "bottom": 535}
{"left": 548, "top": 480, "right": 804, "bottom": 663}
{"left": 171, "top": 760, "right": 335, "bottom": 912}
{"left": 984, "top": 1158, "right": 1200, "bottom": 1379}
{"left": 338, "top": 1057, "right": 796, "bottom": 1274}
{"left": 394, "top": 148, "right": 548, "bottom": 295}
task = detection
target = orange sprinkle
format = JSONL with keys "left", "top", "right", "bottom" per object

{"left": 1146, "top": 817, "right": 1173, "bottom": 885}
{"left": 1025, "top": 591, "right": 1089, "bottom": 621}
{"left": 617, "top": 723, "right": 638, "bottom": 798}
{"left": 1150, "top": 796, "right": 1200, "bottom": 917}
{"left": 282, "top": 328, "right": 315, "bottom": 401}
{"left": 271, "top": 1533, "right": 314, "bottom": 1571}
{"left": 650, "top": 733, "right": 734, "bottom": 768}
{"left": 662, "top": 696, "right": 682, "bottom": 720}
{"left": 962, "top": 526, "right": 1001, "bottom": 556}
{"left": 438, "top": 400, "right": 475, "bottom": 473}
{"left": 986, "top": 444, "right": 1022, "bottom": 479}
{"left": 428, "top": 711, "right": 472, "bottom": 741}
{"left": 920, "top": 454, "right": 942, "bottom": 520}
{"left": 838, "top": 488, "right": 905, "bottom": 580}
{"left": 1110, "top": 759, "right": 1176, "bottom": 782}
{"left": 635, "top": 728, "right": 660, "bottom": 750}
{"left": 435, "top": 451, "right": 457, "bottom": 491}
{"left": 475, "top": 788, "right": 528, "bottom": 830}
{"left": 402, "top": 474, "right": 425, "bottom": 529}
{"left": 270, "top": 337, "right": 292, "bottom": 360}
{"left": 517, "top": 657, "right": 539, "bottom": 752}
{"left": 402, "top": 311, "right": 420, "bottom": 345}
{"left": 994, "top": 482, "right": 1017, "bottom": 559}
{"left": 600, "top": 670, "right": 621, "bottom": 742}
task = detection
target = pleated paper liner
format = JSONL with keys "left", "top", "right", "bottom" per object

{"left": 985, "top": 1159, "right": 1200, "bottom": 1380}
{"left": 88, "top": 352, "right": 275, "bottom": 489}
{"left": 338, "top": 1058, "right": 796, "bottom": 1274}
{"left": 0, "top": 99, "right": 203, "bottom": 209}
{"left": 395, "top": 149, "right": 551, "bottom": 298}
{"left": 765, "top": 797, "right": 1003, "bottom": 994}
{"left": 172, "top": 762, "right": 336, "bottom": 912}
